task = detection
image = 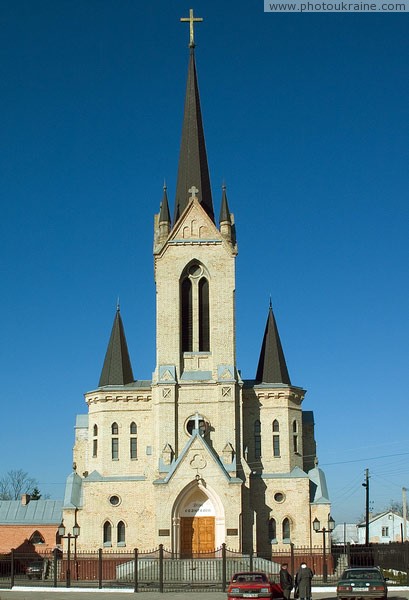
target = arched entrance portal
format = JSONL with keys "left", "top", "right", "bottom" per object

{"left": 180, "top": 490, "right": 215, "bottom": 555}
{"left": 173, "top": 483, "right": 225, "bottom": 556}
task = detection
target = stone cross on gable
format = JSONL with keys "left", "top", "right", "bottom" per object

{"left": 189, "top": 185, "right": 199, "bottom": 200}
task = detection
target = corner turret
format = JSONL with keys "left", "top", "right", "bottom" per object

{"left": 256, "top": 302, "right": 291, "bottom": 385}
{"left": 98, "top": 305, "right": 134, "bottom": 387}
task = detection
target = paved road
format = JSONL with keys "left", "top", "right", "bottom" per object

{"left": 1, "top": 589, "right": 409, "bottom": 600}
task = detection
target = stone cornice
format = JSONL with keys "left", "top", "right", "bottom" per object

{"left": 86, "top": 393, "right": 151, "bottom": 406}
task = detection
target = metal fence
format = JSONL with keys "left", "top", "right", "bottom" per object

{"left": 1, "top": 542, "right": 409, "bottom": 591}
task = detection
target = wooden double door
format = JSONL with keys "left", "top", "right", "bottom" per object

{"left": 180, "top": 516, "right": 215, "bottom": 556}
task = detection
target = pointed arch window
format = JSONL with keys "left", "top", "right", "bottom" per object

{"left": 272, "top": 420, "right": 280, "bottom": 457}
{"left": 180, "top": 263, "right": 210, "bottom": 353}
{"left": 117, "top": 520, "right": 126, "bottom": 546}
{"left": 181, "top": 278, "right": 193, "bottom": 351}
{"left": 29, "top": 530, "right": 45, "bottom": 545}
{"left": 93, "top": 424, "right": 98, "bottom": 458}
{"left": 198, "top": 277, "right": 209, "bottom": 351}
{"left": 293, "top": 420, "right": 299, "bottom": 454}
{"left": 130, "top": 422, "right": 137, "bottom": 459}
{"left": 111, "top": 422, "right": 119, "bottom": 460}
{"left": 103, "top": 521, "right": 112, "bottom": 546}
{"left": 268, "top": 518, "right": 277, "bottom": 544}
{"left": 254, "top": 420, "right": 261, "bottom": 459}
{"left": 282, "top": 518, "right": 291, "bottom": 542}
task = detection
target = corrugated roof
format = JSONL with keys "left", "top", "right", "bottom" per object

{"left": 0, "top": 499, "right": 63, "bottom": 525}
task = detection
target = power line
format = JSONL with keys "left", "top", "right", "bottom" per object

{"left": 320, "top": 451, "right": 409, "bottom": 466}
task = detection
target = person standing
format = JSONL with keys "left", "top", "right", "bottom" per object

{"left": 295, "top": 562, "right": 314, "bottom": 600}
{"left": 279, "top": 563, "right": 293, "bottom": 600}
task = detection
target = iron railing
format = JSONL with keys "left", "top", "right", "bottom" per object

{"left": 1, "top": 541, "right": 408, "bottom": 591}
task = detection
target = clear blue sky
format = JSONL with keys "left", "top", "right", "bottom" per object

{"left": 1, "top": 1, "right": 408, "bottom": 525}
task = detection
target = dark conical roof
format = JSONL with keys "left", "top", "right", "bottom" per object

{"left": 256, "top": 304, "right": 291, "bottom": 385}
{"left": 159, "top": 184, "right": 171, "bottom": 225}
{"left": 174, "top": 48, "right": 214, "bottom": 224}
{"left": 219, "top": 185, "right": 231, "bottom": 223}
{"left": 98, "top": 307, "right": 134, "bottom": 386}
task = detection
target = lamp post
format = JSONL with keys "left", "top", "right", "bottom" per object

{"left": 58, "top": 517, "right": 80, "bottom": 587}
{"left": 313, "top": 516, "right": 335, "bottom": 583}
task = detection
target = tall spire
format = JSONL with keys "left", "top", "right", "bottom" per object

{"left": 256, "top": 303, "right": 291, "bottom": 385}
{"left": 174, "top": 46, "right": 214, "bottom": 224}
{"left": 98, "top": 306, "right": 134, "bottom": 387}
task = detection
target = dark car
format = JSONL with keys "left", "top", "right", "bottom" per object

{"left": 337, "top": 567, "right": 388, "bottom": 600}
{"left": 227, "top": 571, "right": 283, "bottom": 600}
{"left": 25, "top": 560, "right": 44, "bottom": 580}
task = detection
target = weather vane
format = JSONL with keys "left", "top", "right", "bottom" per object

{"left": 180, "top": 8, "right": 203, "bottom": 48}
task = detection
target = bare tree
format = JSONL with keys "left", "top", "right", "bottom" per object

{"left": 385, "top": 500, "right": 409, "bottom": 517}
{"left": 0, "top": 475, "right": 11, "bottom": 500}
{"left": 0, "top": 470, "right": 38, "bottom": 500}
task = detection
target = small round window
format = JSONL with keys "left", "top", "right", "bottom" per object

{"left": 274, "top": 492, "right": 285, "bottom": 503}
{"left": 109, "top": 495, "right": 121, "bottom": 506}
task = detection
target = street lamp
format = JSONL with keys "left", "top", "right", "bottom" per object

{"left": 313, "top": 516, "right": 335, "bottom": 583}
{"left": 58, "top": 517, "right": 80, "bottom": 587}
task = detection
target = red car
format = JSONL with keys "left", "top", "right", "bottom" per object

{"left": 227, "top": 571, "right": 283, "bottom": 600}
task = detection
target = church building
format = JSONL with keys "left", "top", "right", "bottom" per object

{"left": 62, "top": 11, "right": 331, "bottom": 557}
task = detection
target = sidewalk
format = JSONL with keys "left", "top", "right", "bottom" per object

{"left": 1, "top": 586, "right": 408, "bottom": 600}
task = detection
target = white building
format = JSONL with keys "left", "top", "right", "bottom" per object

{"left": 358, "top": 511, "right": 408, "bottom": 544}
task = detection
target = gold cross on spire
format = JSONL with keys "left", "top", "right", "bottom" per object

{"left": 180, "top": 8, "right": 203, "bottom": 48}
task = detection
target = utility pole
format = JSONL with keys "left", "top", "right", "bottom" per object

{"left": 362, "top": 469, "right": 370, "bottom": 545}
{"left": 403, "top": 487, "right": 407, "bottom": 542}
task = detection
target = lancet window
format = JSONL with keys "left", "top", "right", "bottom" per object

{"left": 282, "top": 518, "right": 291, "bottom": 542}
{"left": 103, "top": 521, "right": 112, "bottom": 546}
{"left": 272, "top": 420, "right": 280, "bottom": 457}
{"left": 111, "top": 422, "right": 119, "bottom": 460}
{"left": 293, "top": 420, "right": 299, "bottom": 453}
{"left": 254, "top": 420, "right": 261, "bottom": 459}
{"left": 180, "top": 262, "right": 210, "bottom": 352}
{"left": 93, "top": 424, "right": 98, "bottom": 458}
{"left": 117, "top": 521, "right": 126, "bottom": 545}
{"left": 268, "top": 518, "right": 277, "bottom": 543}
{"left": 130, "top": 422, "right": 137, "bottom": 459}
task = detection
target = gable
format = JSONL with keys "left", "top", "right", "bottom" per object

{"left": 170, "top": 198, "right": 221, "bottom": 243}
{"left": 154, "top": 431, "right": 240, "bottom": 485}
